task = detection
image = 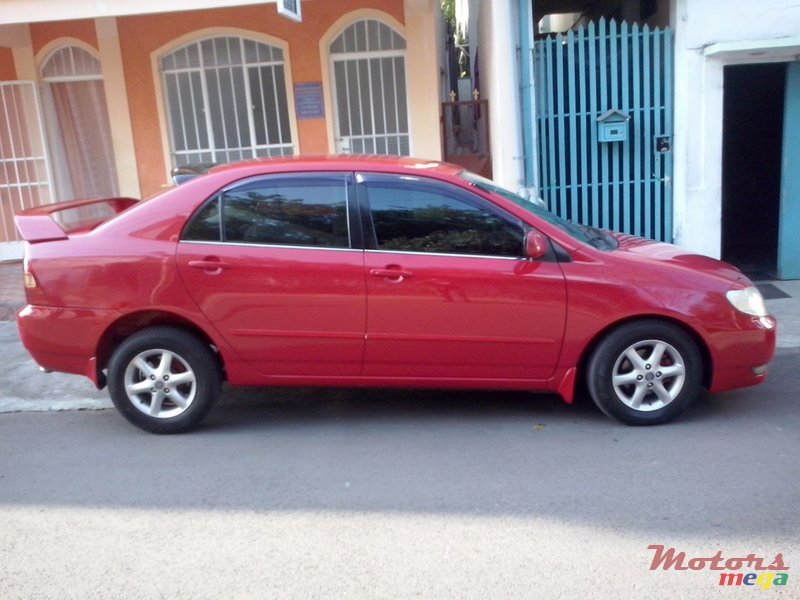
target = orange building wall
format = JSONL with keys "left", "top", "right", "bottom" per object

{"left": 30, "top": 19, "right": 99, "bottom": 55}
{"left": 0, "top": 48, "right": 17, "bottom": 80}
{"left": 118, "top": 1, "right": 405, "bottom": 197}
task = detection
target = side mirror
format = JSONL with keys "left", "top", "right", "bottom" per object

{"left": 525, "top": 230, "right": 548, "bottom": 260}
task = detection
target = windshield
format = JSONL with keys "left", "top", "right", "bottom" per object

{"left": 458, "top": 171, "right": 617, "bottom": 250}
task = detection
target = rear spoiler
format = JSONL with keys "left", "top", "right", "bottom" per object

{"left": 15, "top": 197, "right": 139, "bottom": 243}
{"left": 171, "top": 163, "right": 215, "bottom": 185}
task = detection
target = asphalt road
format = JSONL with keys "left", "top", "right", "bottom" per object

{"left": 1, "top": 350, "right": 798, "bottom": 599}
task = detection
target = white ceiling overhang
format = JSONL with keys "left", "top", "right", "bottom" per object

{"left": 0, "top": 0, "right": 279, "bottom": 25}
{"left": 704, "top": 37, "right": 800, "bottom": 63}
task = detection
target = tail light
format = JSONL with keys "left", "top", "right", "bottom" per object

{"left": 22, "top": 250, "right": 49, "bottom": 306}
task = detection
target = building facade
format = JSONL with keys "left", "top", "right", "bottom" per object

{"left": 479, "top": 0, "right": 800, "bottom": 278}
{"left": 3, "top": 0, "right": 799, "bottom": 279}
{"left": 0, "top": 0, "right": 441, "bottom": 258}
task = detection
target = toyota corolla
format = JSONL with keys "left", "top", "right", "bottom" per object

{"left": 14, "top": 156, "right": 776, "bottom": 433}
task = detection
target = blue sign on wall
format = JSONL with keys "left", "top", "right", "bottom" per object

{"left": 294, "top": 82, "right": 325, "bottom": 120}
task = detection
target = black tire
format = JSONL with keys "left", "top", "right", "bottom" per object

{"left": 107, "top": 327, "right": 221, "bottom": 433}
{"left": 586, "top": 320, "right": 703, "bottom": 425}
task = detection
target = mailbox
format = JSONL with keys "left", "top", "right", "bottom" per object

{"left": 597, "top": 109, "right": 630, "bottom": 143}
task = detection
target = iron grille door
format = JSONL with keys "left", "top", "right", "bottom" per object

{"left": 534, "top": 19, "right": 673, "bottom": 242}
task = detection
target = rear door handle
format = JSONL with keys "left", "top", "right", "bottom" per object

{"left": 370, "top": 267, "right": 413, "bottom": 282}
{"left": 188, "top": 258, "right": 231, "bottom": 273}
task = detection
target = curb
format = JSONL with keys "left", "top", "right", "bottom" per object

{"left": 0, "top": 305, "right": 18, "bottom": 321}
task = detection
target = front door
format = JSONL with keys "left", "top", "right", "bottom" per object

{"left": 176, "top": 172, "right": 366, "bottom": 377}
{"left": 358, "top": 173, "right": 567, "bottom": 381}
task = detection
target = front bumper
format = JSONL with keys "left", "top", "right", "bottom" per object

{"left": 708, "top": 315, "right": 777, "bottom": 393}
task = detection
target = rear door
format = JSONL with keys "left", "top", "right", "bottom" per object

{"left": 358, "top": 173, "right": 567, "bottom": 382}
{"left": 176, "top": 172, "right": 366, "bottom": 377}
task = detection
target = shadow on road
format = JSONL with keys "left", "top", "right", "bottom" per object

{"left": 0, "top": 351, "right": 797, "bottom": 540}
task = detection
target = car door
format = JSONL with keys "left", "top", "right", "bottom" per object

{"left": 176, "top": 172, "right": 366, "bottom": 378}
{"left": 358, "top": 173, "right": 567, "bottom": 381}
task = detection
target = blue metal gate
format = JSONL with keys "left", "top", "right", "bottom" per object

{"left": 534, "top": 19, "right": 673, "bottom": 241}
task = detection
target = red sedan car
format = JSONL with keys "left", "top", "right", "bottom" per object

{"left": 15, "top": 156, "right": 776, "bottom": 433}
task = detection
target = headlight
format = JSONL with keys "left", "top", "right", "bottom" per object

{"left": 726, "top": 286, "right": 768, "bottom": 317}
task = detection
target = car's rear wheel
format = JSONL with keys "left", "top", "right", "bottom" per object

{"left": 107, "top": 327, "right": 221, "bottom": 433}
{"left": 586, "top": 320, "right": 703, "bottom": 425}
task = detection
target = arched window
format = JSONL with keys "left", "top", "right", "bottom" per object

{"left": 160, "top": 36, "right": 294, "bottom": 168}
{"left": 330, "top": 19, "right": 410, "bottom": 155}
{"left": 42, "top": 46, "right": 103, "bottom": 80}
{"left": 41, "top": 45, "right": 119, "bottom": 200}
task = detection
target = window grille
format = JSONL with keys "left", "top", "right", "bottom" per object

{"left": 160, "top": 36, "right": 294, "bottom": 168}
{"left": 41, "top": 46, "right": 102, "bottom": 81}
{"left": 0, "top": 82, "right": 53, "bottom": 244}
{"left": 330, "top": 20, "right": 409, "bottom": 156}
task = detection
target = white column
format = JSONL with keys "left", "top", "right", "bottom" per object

{"left": 404, "top": 0, "right": 442, "bottom": 160}
{"left": 9, "top": 24, "right": 37, "bottom": 80}
{"left": 671, "top": 0, "right": 723, "bottom": 257}
{"left": 95, "top": 17, "right": 141, "bottom": 198}
{"left": 478, "top": 0, "right": 524, "bottom": 192}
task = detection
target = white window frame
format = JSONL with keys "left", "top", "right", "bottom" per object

{"left": 329, "top": 18, "right": 410, "bottom": 156}
{"left": 0, "top": 81, "right": 53, "bottom": 254}
{"left": 41, "top": 45, "right": 103, "bottom": 82}
{"left": 159, "top": 34, "right": 297, "bottom": 169}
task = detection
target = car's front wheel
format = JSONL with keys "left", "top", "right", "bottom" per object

{"left": 586, "top": 320, "right": 703, "bottom": 425}
{"left": 107, "top": 327, "right": 221, "bottom": 433}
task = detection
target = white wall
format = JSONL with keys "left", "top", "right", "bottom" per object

{"left": 405, "top": 0, "right": 443, "bottom": 160}
{"left": 477, "top": 0, "right": 525, "bottom": 193}
{"left": 671, "top": 0, "right": 800, "bottom": 257}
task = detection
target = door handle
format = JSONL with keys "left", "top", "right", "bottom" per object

{"left": 370, "top": 267, "right": 413, "bottom": 282}
{"left": 188, "top": 258, "right": 231, "bottom": 273}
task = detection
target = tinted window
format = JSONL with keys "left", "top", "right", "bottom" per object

{"left": 363, "top": 176, "right": 525, "bottom": 257}
{"left": 183, "top": 197, "right": 221, "bottom": 241}
{"left": 183, "top": 174, "right": 351, "bottom": 248}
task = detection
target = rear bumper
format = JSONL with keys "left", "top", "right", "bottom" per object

{"left": 708, "top": 315, "right": 777, "bottom": 393}
{"left": 17, "top": 305, "right": 118, "bottom": 387}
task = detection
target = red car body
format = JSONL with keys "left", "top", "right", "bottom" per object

{"left": 15, "top": 156, "right": 776, "bottom": 431}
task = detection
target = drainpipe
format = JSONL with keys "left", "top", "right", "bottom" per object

{"left": 517, "top": 0, "right": 539, "bottom": 199}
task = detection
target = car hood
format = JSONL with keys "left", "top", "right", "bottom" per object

{"left": 608, "top": 232, "right": 750, "bottom": 286}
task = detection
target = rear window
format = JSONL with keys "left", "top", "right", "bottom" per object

{"left": 182, "top": 173, "right": 351, "bottom": 249}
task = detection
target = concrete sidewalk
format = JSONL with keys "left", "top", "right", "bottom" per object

{"left": 0, "top": 260, "right": 24, "bottom": 321}
{"left": 0, "top": 258, "right": 797, "bottom": 414}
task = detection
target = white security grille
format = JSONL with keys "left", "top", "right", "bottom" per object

{"left": 0, "top": 82, "right": 53, "bottom": 245}
{"left": 41, "top": 46, "right": 102, "bottom": 81}
{"left": 161, "top": 37, "right": 294, "bottom": 168}
{"left": 330, "top": 20, "right": 410, "bottom": 156}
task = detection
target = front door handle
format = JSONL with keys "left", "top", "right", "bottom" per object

{"left": 370, "top": 266, "right": 413, "bottom": 282}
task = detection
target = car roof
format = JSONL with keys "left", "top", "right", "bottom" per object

{"left": 207, "top": 155, "right": 465, "bottom": 178}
